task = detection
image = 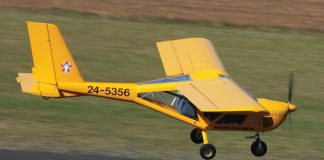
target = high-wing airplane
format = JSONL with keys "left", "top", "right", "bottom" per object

{"left": 17, "top": 21, "right": 297, "bottom": 159}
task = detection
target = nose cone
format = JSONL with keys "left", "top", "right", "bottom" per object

{"left": 288, "top": 103, "right": 297, "bottom": 112}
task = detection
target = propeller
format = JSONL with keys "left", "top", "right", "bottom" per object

{"left": 287, "top": 70, "right": 296, "bottom": 136}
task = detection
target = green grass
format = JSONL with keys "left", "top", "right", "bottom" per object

{"left": 0, "top": 8, "right": 324, "bottom": 159}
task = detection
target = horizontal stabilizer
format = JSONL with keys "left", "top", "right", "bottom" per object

{"left": 16, "top": 73, "right": 41, "bottom": 96}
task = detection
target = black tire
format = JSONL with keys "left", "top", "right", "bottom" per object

{"left": 200, "top": 144, "right": 216, "bottom": 160}
{"left": 190, "top": 128, "right": 203, "bottom": 144}
{"left": 251, "top": 140, "right": 267, "bottom": 157}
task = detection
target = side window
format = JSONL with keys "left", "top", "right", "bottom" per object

{"left": 203, "top": 112, "right": 220, "bottom": 121}
{"left": 263, "top": 117, "right": 273, "bottom": 128}
{"left": 216, "top": 114, "right": 247, "bottom": 125}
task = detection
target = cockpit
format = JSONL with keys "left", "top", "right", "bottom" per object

{"left": 138, "top": 75, "right": 197, "bottom": 119}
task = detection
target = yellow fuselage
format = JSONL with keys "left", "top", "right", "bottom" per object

{"left": 56, "top": 71, "right": 297, "bottom": 133}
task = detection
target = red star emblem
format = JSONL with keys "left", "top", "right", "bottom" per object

{"left": 61, "top": 61, "right": 72, "bottom": 74}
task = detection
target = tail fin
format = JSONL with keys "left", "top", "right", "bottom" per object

{"left": 17, "top": 21, "right": 84, "bottom": 98}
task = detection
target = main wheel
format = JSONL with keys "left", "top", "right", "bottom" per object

{"left": 251, "top": 140, "right": 267, "bottom": 157}
{"left": 190, "top": 128, "right": 203, "bottom": 144}
{"left": 200, "top": 144, "right": 216, "bottom": 159}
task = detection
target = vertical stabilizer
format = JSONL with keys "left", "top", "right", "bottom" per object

{"left": 17, "top": 21, "right": 84, "bottom": 97}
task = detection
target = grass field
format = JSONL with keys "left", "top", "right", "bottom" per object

{"left": 0, "top": 8, "right": 324, "bottom": 159}
{"left": 3, "top": 0, "right": 324, "bottom": 31}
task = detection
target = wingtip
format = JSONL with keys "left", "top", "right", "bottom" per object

{"left": 16, "top": 75, "right": 20, "bottom": 83}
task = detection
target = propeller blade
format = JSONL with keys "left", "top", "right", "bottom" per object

{"left": 288, "top": 112, "right": 291, "bottom": 137}
{"left": 288, "top": 70, "right": 295, "bottom": 103}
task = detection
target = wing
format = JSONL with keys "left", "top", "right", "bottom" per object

{"left": 176, "top": 77, "right": 268, "bottom": 113}
{"left": 156, "top": 38, "right": 225, "bottom": 77}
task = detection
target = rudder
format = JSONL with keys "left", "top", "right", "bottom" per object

{"left": 47, "top": 22, "right": 84, "bottom": 83}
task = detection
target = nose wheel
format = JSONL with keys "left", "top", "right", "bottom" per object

{"left": 251, "top": 140, "right": 267, "bottom": 157}
{"left": 246, "top": 132, "right": 267, "bottom": 157}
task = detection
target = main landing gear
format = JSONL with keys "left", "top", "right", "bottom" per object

{"left": 190, "top": 128, "right": 216, "bottom": 159}
{"left": 190, "top": 128, "right": 203, "bottom": 144}
{"left": 190, "top": 129, "right": 268, "bottom": 159}
{"left": 246, "top": 132, "right": 267, "bottom": 157}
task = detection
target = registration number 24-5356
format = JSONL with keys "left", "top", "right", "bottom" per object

{"left": 88, "top": 86, "right": 130, "bottom": 96}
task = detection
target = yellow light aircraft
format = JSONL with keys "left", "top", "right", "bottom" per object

{"left": 17, "top": 21, "right": 297, "bottom": 159}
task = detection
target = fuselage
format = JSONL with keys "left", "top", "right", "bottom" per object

{"left": 57, "top": 70, "right": 297, "bottom": 133}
